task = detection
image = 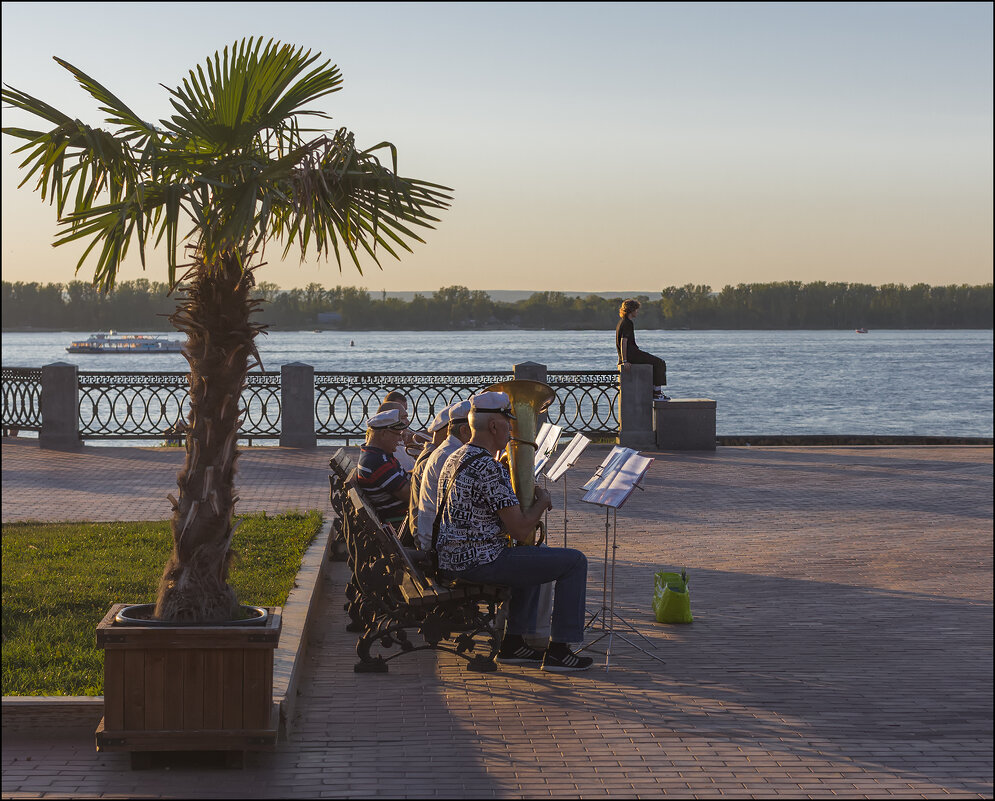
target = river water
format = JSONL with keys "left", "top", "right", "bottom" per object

{"left": 2, "top": 329, "right": 992, "bottom": 436}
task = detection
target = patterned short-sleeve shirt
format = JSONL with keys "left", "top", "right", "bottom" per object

{"left": 435, "top": 443, "right": 520, "bottom": 572}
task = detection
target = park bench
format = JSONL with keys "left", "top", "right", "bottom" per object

{"left": 326, "top": 452, "right": 352, "bottom": 562}
{"left": 328, "top": 449, "right": 366, "bottom": 633}
{"left": 328, "top": 449, "right": 510, "bottom": 673}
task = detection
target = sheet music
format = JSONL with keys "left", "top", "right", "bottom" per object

{"left": 545, "top": 433, "right": 591, "bottom": 482}
{"left": 580, "top": 446, "right": 636, "bottom": 490}
{"left": 582, "top": 451, "right": 653, "bottom": 508}
{"left": 532, "top": 422, "right": 563, "bottom": 478}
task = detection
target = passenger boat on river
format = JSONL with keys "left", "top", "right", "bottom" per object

{"left": 66, "top": 332, "right": 185, "bottom": 354}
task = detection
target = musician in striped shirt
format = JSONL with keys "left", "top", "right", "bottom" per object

{"left": 355, "top": 408, "right": 411, "bottom": 528}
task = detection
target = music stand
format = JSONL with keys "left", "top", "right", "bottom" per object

{"left": 581, "top": 446, "right": 636, "bottom": 492}
{"left": 544, "top": 433, "right": 591, "bottom": 547}
{"left": 533, "top": 422, "right": 563, "bottom": 480}
{"left": 579, "top": 450, "right": 665, "bottom": 670}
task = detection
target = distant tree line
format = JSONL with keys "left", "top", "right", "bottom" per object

{"left": 3, "top": 279, "right": 992, "bottom": 330}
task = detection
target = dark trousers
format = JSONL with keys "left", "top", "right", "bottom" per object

{"left": 628, "top": 350, "right": 667, "bottom": 386}
{"left": 456, "top": 546, "right": 588, "bottom": 643}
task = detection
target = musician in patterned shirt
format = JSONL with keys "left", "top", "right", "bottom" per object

{"left": 434, "top": 392, "right": 593, "bottom": 672}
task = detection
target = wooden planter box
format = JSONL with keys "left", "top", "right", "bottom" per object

{"left": 95, "top": 604, "right": 281, "bottom": 756}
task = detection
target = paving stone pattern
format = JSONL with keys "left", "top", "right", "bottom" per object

{"left": 2, "top": 439, "right": 992, "bottom": 798}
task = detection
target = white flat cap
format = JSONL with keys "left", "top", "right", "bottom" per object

{"left": 447, "top": 400, "right": 472, "bottom": 423}
{"left": 427, "top": 407, "right": 452, "bottom": 433}
{"left": 366, "top": 408, "right": 405, "bottom": 430}
{"left": 470, "top": 391, "right": 516, "bottom": 418}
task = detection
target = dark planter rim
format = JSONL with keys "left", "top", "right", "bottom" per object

{"left": 113, "top": 603, "right": 269, "bottom": 627}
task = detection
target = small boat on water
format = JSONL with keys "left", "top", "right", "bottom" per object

{"left": 855, "top": 328, "right": 869, "bottom": 334}
{"left": 66, "top": 332, "right": 185, "bottom": 354}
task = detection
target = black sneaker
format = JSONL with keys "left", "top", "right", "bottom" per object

{"left": 496, "top": 642, "right": 546, "bottom": 665}
{"left": 540, "top": 647, "right": 594, "bottom": 672}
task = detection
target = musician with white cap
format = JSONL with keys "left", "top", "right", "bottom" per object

{"left": 375, "top": 393, "right": 419, "bottom": 472}
{"left": 433, "top": 391, "right": 593, "bottom": 672}
{"left": 414, "top": 400, "right": 473, "bottom": 549}
{"left": 355, "top": 407, "right": 412, "bottom": 530}
{"left": 406, "top": 403, "right": 458, "bottom": 540}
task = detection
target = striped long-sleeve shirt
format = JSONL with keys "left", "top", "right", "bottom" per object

{"left": 356, "top": 445, "right": 409, "bottom": 525}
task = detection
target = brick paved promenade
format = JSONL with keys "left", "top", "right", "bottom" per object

{"left": 2, "top": 439, "right": 992, "bottom": 798}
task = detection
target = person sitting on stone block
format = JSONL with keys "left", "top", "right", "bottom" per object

{"left": 617, "top": 298, "right": 670, "bottom": 401}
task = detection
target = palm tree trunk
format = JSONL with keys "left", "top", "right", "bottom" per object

{"left": 154, "top": 253, "right": 263, "bottom": 622}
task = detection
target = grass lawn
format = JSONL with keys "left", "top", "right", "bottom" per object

{"left": 1, "top": 511, "right": 323, "bottom": 696}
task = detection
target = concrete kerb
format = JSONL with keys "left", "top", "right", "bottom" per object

{"left": 272, "top": 517, "right": 334, "bottom": 738}
{"left": 1, "top": 518, "right": 335, "bottom": 741}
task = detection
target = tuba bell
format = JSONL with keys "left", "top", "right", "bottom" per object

{"left": 485, "top": 379, "right": 556, "bottom": 545}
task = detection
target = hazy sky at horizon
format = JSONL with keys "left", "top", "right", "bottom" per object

{"left": 2, "top": 1, "right": 992, "bottom": 293}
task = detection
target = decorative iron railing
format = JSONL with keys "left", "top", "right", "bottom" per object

{"left": 314, "top": 372, "right": 514, "bottom": 439}
{"left": 78, "top": 371, "right": 186, "bottom": 439}
{"left": 77, "top": 372, "right": 282, "bottom": 440}
{"left": 1, "top": 368, "right": 619, "bottom": 441}
{"left": 1, "top": 367, "right": 42, "bottom": 432}
{"left": 547, "top": 371, "right": 619, "bottom": 433}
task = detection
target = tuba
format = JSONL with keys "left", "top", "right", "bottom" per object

{"left": 485, "top": 379, "right": 556, "bottom": 545}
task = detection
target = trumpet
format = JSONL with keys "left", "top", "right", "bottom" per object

{"left": 485, "top": 379, "right": 556, "bottom": 545}
{"left": 405, "top": 429, "right": 432, "bottom": 458}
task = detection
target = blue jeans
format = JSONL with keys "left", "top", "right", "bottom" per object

{"left": 455, "top": 546, "right": 587, "bottom": 644}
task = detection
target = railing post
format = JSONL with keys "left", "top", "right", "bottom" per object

{"left": 40, "top": 362, "right": 80, "bottom": 450}
{"left": 513, "top": 361, "right": 549, "bottom": 425}
{"left": 618, "top": 364, "right": 655, "bottom": 449}
{"left": 280, "top": 362, "right": 316, "bottom": 448}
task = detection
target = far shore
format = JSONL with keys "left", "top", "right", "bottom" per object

{"left": 3, "top": 326, "right": 993, "bottom": 333}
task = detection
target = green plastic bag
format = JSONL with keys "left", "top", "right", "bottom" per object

{"left": 653, "top": 569, "right": 692, "bottom": 624}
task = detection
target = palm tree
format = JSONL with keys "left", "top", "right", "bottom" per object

{"left": 2, "top": 38, "right": 451, "bottom": 622}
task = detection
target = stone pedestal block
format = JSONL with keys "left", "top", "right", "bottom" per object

{"left": 513, "top": 361, "right": 549, "bottom": 425}
{"left": 40, "top": 362, "right": 80, "bottom": 450}
{"left": 618, "top": 364, "right": 655, "bottom": 449}
{"left": 512, "top": 361, "right": 547, "bottom": 383}
{"left": 654, "top": 398, "right": 717, "bottom": 451}
{"left": 280, "top": 362, "right": 316, "bottom": 448}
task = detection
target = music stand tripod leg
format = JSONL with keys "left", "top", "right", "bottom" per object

{"left": 584, "top": 505, "right": 612, "bottom": 630}
{"left": 611, "top": 508, "right": 665, "bottom": 665}
{"left": 604, "top": 630, "right": 666, "bottom": 665}
{"left": 606, "top": 507, "right": 659, "bottom": 647}
{"left": 602, "top": 507, "right": 610, "bottom": 628}
{"left": 583, "top": 504, "right": 667, "bottom": 669}
{"left": 563, "top": 476, "right": 568, "bottom": 548}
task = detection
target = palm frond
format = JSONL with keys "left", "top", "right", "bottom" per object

{"left": 2, "top": 38, "right": 451, "bottom": 289}
{"left": 162, "top": 38, "right": 342, "bottom": 153}
{"left": 52, "top": 58, "right": 159, "bottom": 144}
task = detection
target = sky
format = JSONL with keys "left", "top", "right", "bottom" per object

{"left": 1, "top": 1, "right": 992, "bottom": 294}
